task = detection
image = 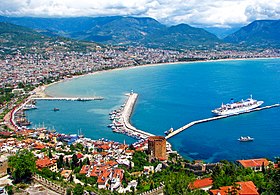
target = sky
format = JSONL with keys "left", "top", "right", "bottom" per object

{"left": 0, "top": 0, "right": 280, "bottom": 28}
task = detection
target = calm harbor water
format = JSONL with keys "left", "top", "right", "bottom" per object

{"left": 26, "top": 58, "right": 280, "bottom": 162}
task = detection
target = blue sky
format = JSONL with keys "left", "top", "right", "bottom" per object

{"left": 1, "top": 0, "right": 280, "bottom": 28}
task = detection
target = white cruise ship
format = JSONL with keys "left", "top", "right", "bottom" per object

{"left": 212, "top": 95, "right": 264, "bottom": 116}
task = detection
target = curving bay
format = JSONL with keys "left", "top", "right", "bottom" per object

{"left": 26, "top": 58, "right": 280, "bottom": 162}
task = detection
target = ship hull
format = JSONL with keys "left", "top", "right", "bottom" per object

{"left": 212, "top": 101, "right": 264, "bottom": 116}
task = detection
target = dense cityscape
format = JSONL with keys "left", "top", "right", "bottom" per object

{"left": 0, "top": 39, "right": 280, "bottom": 194}
{"left": 1, "top": 42, "right": 280, "bottom": 88}
{"left": 1, "top": 1, "right": 280, "bottom": 194}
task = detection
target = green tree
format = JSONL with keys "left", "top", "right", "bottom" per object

{"left": 164, "top": 171, "right": 194, "bottom": 195}
{"left": 83, "top": 157, "right": 90, "bottom": 165}
{"left": 66, "top": 188, "right": 72, "bottom": 195}
{"left": 84, "top": 146, "right": 89, "bottom": 154}
{"left": 87, "top": 176, "right": 97, "bottom": 185}
{"left": 5, "top": 185, "right": 13, "bottom": 195}
{"left": 212, "top": 161, "right": 237, "bottom": 189}
{"left": 265, "top": 168, "right": 280, "bottom": 194}
{"left": 65, "top": 158, "right": 70, "bottom": 168}
{"left": 48, "top": 148, "right": 53, "bottom": 159}
{"left": 57, "top": 155, "right": 64, "bottom": 169}
{"left": 76, "top": 143, "right": 84, "bottom": 151}
{"left": 73, "top": 183, "right": 84, "bottom": 195}
{"left": 69, "top": 174, "right": 73, "bottom": 183}
{"left": 70, "top": 144, "right": 75, "bottom": 152}
{"left": 8, "top": 150, "right": 36, "bottom": 183}
{"left": 71, "top": 154, "right": 79, "bottom": 169}
{"left": 40, "top": 168, "right": 53, "bottom": 178}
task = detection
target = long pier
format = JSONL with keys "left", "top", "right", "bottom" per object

{"left": 122, "top": 93, "right": 155, "bottom": 138}
{"left": 165, "top": 103, "right": 280, "bottom": 139}
{"left": 32, "top": 97, "right": 104, "bottom": 101}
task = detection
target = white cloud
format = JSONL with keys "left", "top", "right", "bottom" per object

{"left": 0, "top": 0, "right": 280, "bottom": 28}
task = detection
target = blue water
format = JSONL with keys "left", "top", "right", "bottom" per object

{"left": 26, "top": 58, "right": 280, "bottom": 162}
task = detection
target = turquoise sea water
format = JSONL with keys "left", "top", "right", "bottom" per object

{"left": 26, "top": 58, "right": 280, "bottom": 162}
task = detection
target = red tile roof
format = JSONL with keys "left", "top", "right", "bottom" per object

{"left": 112, "top": 168, "right": 124, "bottom": 181}
{"left": 189, "top": 177, "right": 213, "bottom": 190}
{"left": 61, "top": 170, "right": 72, "bottom": 178}
{"left": 106, "top": 160, "right": 117, "bottom": 167}
{"left": 0, "top": 132, "right": 12, "bottom": 137}
{"left": 97, "top": 169, "right": 111, "bottom": 184}
{"left": 125, "top": 150, "right": 135, "bottom": 154}
{"left": 80, "top": 165, "right": 90, "bottom": 174}
{"left": 76, "top": 153, "right": 83, "bottom": 159}
{"left": 210, "top": 181, "right": 259, "bottom": 195}
{"left": 36, "top": 157, "right": 56, "bottom": 169}
{"left": 34, "top": 144, "right": 45, "bottom": 150}
{"left": 99, "top": 144, "right": 110, "bottom": 150}
{"left": 237, "top": 158, "right": 269, "bottom": 168}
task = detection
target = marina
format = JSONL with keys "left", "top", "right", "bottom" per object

{"left": 165, "top": 103, "right": 280, "bottom": 139}
{"left": 9, "top": 99, "right": 34, "bottom": 130}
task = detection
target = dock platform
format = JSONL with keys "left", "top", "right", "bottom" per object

{"left": 165, "top": 103, "right": 280, "bottom": 139}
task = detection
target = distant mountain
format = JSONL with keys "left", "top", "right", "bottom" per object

{"left": 204, "top": 27, "right": 241, "bottom": 39}
{"left": 0, "top": 22, "right": 100, "bottom": 55}
{"left": 224, "top": 20, "right": 280, "bottom": 47}
{"left": 0, "top": 22, "right": 50, "bottom": 46}
{"left": 145, "top": 24, "right": 221, "bottom": 49}
{"left": 0, "top": 16, "right": 221, "bottom": 49}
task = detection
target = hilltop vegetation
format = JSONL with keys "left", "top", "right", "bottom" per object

{"left": 224, "top": 20, "right": 280, "bottom": 48}
{"left": 0, "top": 22, "right": 102, "bottom": 57}
{"left": 0, "top": 16, "right": 221, "bottom": 50}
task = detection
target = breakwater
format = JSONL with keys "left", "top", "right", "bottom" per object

{"left": 122, "top": 93, "right": 155, "bottom": 138}
{"left": 165, "top": 103, "right": 280, "bottom": 139}
{"left": 109, "top": 92, "right": 155, "bottom": 140}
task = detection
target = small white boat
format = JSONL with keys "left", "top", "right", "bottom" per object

{"left": 164, "top": 127, "right": 174, "bottom": 135}
{"left": 23, "top": 104, "right": 37, "bottom": 110}
{"left": 238, "top": 136, "right": 254, "bottom": 142}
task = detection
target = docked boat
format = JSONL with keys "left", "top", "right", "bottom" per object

{"left": 23, "top": 104, "right": 37, "bottom": 110}
{"left": 164, "top": 127, "right": 174, "bottom": 135}
{"left": 238, "top": 136, "right": 254, "bottom": 142}
{"left": 212, "top": 95, "right": 264, "bottom": 116}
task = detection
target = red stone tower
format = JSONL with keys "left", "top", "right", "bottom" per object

{"left": 148, "top": 136, "right": 166, "bottom": 160}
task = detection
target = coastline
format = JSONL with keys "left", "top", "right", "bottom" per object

{"left": 17, "top": 57, "right": 280, "bottom": 162}
{"left": 38, "top": 56, "right": 280, "bottom": 97}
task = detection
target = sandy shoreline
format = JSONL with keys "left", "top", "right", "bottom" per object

{"left": 33, "top": 57, "right": 280, "bottom": 98}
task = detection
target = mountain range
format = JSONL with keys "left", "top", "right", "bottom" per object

{"left": 0, "top": 16, "right": 221, "bottom": 49}
{"left": 224, "top": 20, "right": 280, "bottom": 47}
{"left": 0, "top": 22, "right": 99, "bottom": 56}
{"left": 0, "top": 16, "right": 280, "bottom": 49}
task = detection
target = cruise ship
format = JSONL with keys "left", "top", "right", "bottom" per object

{"left": 212, "top": 95, "right": 264, "bottom": 116}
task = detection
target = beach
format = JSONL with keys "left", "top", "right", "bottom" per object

{"left": 37, "top": 57, "right": 279, "bottom": 98}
